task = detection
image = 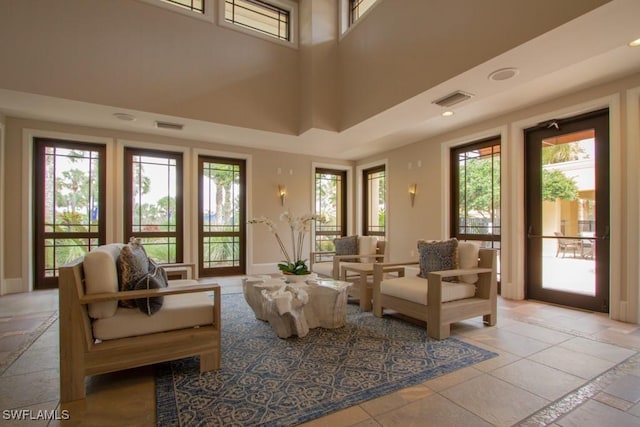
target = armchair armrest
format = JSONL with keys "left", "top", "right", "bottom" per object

{"left": 79, "top": 283, "right": 220, "bottom": 304}
{"left": 372, "top": 261, "right": 419, "bottom": 288}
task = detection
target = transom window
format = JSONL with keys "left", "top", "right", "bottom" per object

{"left": 350, "top": 0, "right": 378, "bottom": 24}
{"left": 162, "top": 0, "right": 204, "bottom": 13}
{"left": 223, "top": 0, "right": 292, "bottom": 43}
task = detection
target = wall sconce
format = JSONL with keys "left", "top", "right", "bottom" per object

{"left": 409, "top": 183, "right": 417, "bottom": 207}
{"left": 278, "top": 184, "right": 287, "bottom": 206}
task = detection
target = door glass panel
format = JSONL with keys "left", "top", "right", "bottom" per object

{"left": 541, "top": 130, "right": 596, "bottom": 295}
{"left": 199, "top": 157, "right": 245, "bottom": 276}
{"left": 35, "top": 140, "right": 105, "bottom": 288}
{"left": 315, "top": 169, "right": 346, "bottom": 258}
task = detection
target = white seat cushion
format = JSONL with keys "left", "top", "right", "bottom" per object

{"left": 92, "top": 280, "right": 214, "bottom": 340}
{"left": 380, "top": 276, "right": 476, "bottom": 305}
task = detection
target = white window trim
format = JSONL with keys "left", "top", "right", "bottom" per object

{"left": 218, "top": 0, "right": 298, "bottom": 49}
{"left": 136, "top": 0, "right": 214, "bottom": 23}
{"left": 339, "top": 0, "right": 382, "bottom": 39}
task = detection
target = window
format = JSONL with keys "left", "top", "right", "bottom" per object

{"left": 341, "top": 0, "right": 379, "bottom": 33}
{"left": 220, "top": 0, "right": 297, "bottom": 47}
{"left": 349, "top": 0, "right": 378, "bottom": 24}
{"left": 451, "top": 137, "right": 501, "bottom": 277}
{"left": 314, "top": 168, "right": 347, "bottom": 256}
{"left": 138, "top": 0, "right": 213, "bottom": 22}
{"left": 124, "top": 148, "right": 183, "bottom": 264}
{"left": 162, "top": 0, "right": 204, "bottom": 13}
{"left": 363, "top": 165, "right": 385, "bottom": 238}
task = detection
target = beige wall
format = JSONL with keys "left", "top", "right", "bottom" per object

{"left": 338, "top": 0, "right": 610, "bottom": 129}
{"left": 359, "top": 72, "right": 640, "bottom": 323}
{"left": 0, "top": 0, "right": 300, "bottom": 134}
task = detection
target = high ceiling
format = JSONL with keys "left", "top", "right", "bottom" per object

{"left": 1, "top": 0, "right": 639, "bottom": 160}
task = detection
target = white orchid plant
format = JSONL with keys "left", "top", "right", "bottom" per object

{"left": 249, "top": 212, "right": 327, "bottom": 275}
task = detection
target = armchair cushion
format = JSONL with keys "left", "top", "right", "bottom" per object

{"left": 417, "top": 238, "right": 458, "bottom": 279}
{"left": 358, "top": 236, "right": 378, "bottom": 263}
{"left": 92, "top": 281, "right": 214, "bottom": 340}
{"left": 83, "top": 244, "right": 124, "bottom": 319}
{"left": 458, "top": 241, "right": 480, "bottom": 284}
{"left": 334, "top": 235, "right": 358, "bottom": 261}
{"left": 380, "top": 275, "right": 476, "bottom": 305}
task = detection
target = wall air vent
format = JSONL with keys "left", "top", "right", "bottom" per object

{"left": 432, "top": 91, "right": 474, "bottom": 108}
{"left": 155, "top": 121, "right": 184, "bottom": 130}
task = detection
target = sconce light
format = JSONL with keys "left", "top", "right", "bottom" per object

{"left": 409, "top": 183, "right": 417, "bottom": 207}
{"left": 278, "top": 184, "right": 287, "bottom": 206}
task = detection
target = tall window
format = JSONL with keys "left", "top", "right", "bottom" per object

{"left": 314, "top": 168, "right": 347, "bottom": 255}
{"left": 451, "top": 137, "right": 501, "bottom": 275}
{"left": 124, "top": 148, "right": 183, "bottom": 264}
{"left": 33, "top": 138, "right": 106, "bottom": 289}
{"left": 199, "top": 156, "right": 246, "bottom": 276}
{"left": 349, "top": 0, "right": 378, "bottom": 24}
{"left": 363, "top": 165, "right": 385, "bottom": 238}
{"left": 224, "top": 0, "right": 292, "bottom": 42}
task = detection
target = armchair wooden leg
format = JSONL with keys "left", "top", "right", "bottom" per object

{"left": 428, "top": 322, "right": 450, "bottom": 340}
{"left": 483, "top": 313, "right": 496, "bottom": 326}
{"left": 200, "top": 351, "right": 220, "bottom": 372}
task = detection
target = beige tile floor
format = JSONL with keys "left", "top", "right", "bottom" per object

{"left": 1, "top": 277, "right": 639, "bottom": 427}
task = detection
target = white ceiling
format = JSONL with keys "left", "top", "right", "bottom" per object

{"left": 1, "top": 0, "right": 639, "bottom": 160}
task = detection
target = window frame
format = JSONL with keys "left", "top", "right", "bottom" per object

{"left": 137, "top": 0, "right": 214, "bottom": 23}
{"left": 450, "top": 137, "right": 501, "bottom": 243}
{"left": 362, "top": 164, "right": 386, "bottom": 238}
{"left": 340, "top": 0, "right": 381, "bottom": 36}
{"left": 124, "top": 147, "right": 184, "bottom": 264}
{"left": 219, "top": 0, "right": 298, "bottom": 48}
{"left": 314, "top": 167, "right": 348, "bottom": 253}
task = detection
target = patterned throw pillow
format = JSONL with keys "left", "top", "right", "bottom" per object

{"left": 117, "top": 238, "right": 150, "bottom": 308}
{"left": 134, "top": 271, "right": 165, "bottom": 315}
{"left": 334, "top": 235, "right": 358, "bottom": 262}
{"left": 417, "top": 238, "right": 459, "bottom": 281}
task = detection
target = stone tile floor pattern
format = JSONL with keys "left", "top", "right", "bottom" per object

{"left": 0, "top": 276, "right": 638, "bottom": 426}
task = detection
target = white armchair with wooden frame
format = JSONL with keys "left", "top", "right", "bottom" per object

{"left": 58, "top": 243, "right": 221, "bottom": 403}
{"left": 372, "top": 240, "right": 497, "bottom": 340}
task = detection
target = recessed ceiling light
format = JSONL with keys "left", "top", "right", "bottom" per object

{"left": 442, "top": 111, "right": 455, "bottom": 117}
{"left": 113, "top": 112, "right": 136, "bottom": 121}
{"left": 488, "top": 67, "right": 519, "bottom": 81}
{"left": 629, "top": 38, "right": 640, "bottom": 47}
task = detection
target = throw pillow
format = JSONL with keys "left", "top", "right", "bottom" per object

{"left": 134, "top": 273, "right": 164, "bottom": 315}
{"left": 117, "top": 238, "right": 150, "bottom": 308}
{"left": 417, "top": 238, "right": 459, "bottom": 281}
{"left": 334, "top": 235, "right": 358, "bottom": 262}
{"left": 358, "top": 236, "right": 378, "bottom": 263}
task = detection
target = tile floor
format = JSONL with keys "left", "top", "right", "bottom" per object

{"left": 1, "top": 277, "right": 639, "bottom": 427}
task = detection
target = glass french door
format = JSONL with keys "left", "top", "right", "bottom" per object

{"left": 525, "top": 109, "right": 610, "bottom": 312}
{"left": 198, "top": 156, "right": 246, "bottom": 277}
{"left": 33, "top": 138, "right": 106, "bottom": 289}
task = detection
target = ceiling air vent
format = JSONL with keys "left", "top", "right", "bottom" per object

{"left": 155, "top": 121, "right": 184, "bottom": 131}
{"left": 432, "top": 91, "right": 474, "bottom": 108}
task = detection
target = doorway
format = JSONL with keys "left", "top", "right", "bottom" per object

{"left": 525, "top": 109, "right": 609, "bottom": 312}
{"left": 198, "top": 155, "right": 246, "bottom": 277}
{"left": 33, "top": 138, "right": 106, "bottom": 289}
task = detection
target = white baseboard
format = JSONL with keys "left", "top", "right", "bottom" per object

{"left": 1, "top": 278, "right": 26, "bottom": 295}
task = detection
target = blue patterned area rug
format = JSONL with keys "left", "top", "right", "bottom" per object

{"left": 155, "top": 293, "right": 496, "bottom": 426}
